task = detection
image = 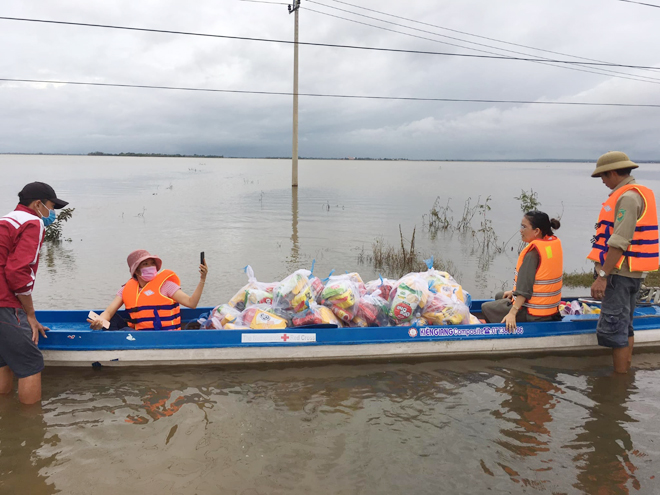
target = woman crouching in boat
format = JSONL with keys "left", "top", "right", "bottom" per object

{"left": 482, "top": 211, "right": 563, "bottom": 331}
{"left": 88, "top": 250, "right": 208, "bottom": 331}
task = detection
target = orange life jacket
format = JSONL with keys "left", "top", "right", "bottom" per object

{"left": 514, "top": 236, "right": 563, "bottom": 317}
{"left": 122, "top": 269, "right": 182, "bottom": 331}
{"left": 587, "top": 184, "right": 659, "bottom": 272}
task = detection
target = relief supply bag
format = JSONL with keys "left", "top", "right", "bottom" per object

{"left": 273, "top": 269, "right": 315, "bottom": 313}
{"left": 320, "top": 274, "right": 362, "bottom": 323}
{"left": 239, "top": 305, "right": 288, "bottom": 330}
{"left": 228, "top": 265, "right": 278, "bottom": 311}
{"left": 388, "top": 273, "right": 430, "bottom": 324}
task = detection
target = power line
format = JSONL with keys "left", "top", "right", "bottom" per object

{"left": 324, "top": 0, "right": 656, "bottom": 71}
{"left": 2, "top": 77, "right": 660, "bottom": 108}
{"left": 617, "top": 0, "right": 660, "bottom": 8}
{"left": 305, "top": 7, "right": 660, "bottom": 84}
{"left": 307, "top": 0, "right": 660, "bottom": 82}
{"left": 0, "top": 16, "right": 659, "bottom": 70}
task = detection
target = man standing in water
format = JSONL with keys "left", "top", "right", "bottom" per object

{"left": 0, "top": 182, "right": 69, "bottom": 404}
{"left": 588, "top": 152, "right": 659, "bottom": 373}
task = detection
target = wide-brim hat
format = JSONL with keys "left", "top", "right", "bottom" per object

{"left": 591, "top": 151, "right": 639, "bottom": 178}
{"left": 127, "top": 249, "right": 162, "bottom": 276}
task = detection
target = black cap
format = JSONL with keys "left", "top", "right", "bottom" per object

{"left": 18, "top": 182, "right": 69, "bottom": 209}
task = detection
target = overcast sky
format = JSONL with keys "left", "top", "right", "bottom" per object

{"left": 1, "top": 0, "right": 660, "bottom": 159}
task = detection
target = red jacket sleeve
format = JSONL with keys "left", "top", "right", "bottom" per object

{"left": 5, "top": 221, "right": 42, "bottom": 295}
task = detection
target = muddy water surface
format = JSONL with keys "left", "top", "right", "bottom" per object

{"left": 2, "top": 355, "right": 660, "bottom": 494}
{"left": 2, "top": 156, "right": 660, "bottom": 494}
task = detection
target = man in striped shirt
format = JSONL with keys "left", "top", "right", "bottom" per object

{"left": 0, "top": 182, "right": 68, "bottom": 404}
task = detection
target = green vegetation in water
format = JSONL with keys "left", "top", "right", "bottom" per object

{"left": 514, "top": 188, "right": 541, "bottom": 212}
{"left": 475, "top": 196, "right": 499, "bottom": 252}
{"left": 357, "top": 226, "right": 462, "bottom": 280}
{"left": 563, "top": 270, "right": 660, "bottom": 288}
{"left": 44, "top": 208, "right": 75, "bottom": 243}
{"left": 375, "top": 194, "right": 658, "bottom": 289}
{"left": 423, "top": 195, "right": 500, "bottom": 253}
{"left": 562, "top": 270, "right": 595, "bottom": 288}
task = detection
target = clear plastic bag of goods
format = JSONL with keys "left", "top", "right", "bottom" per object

{"left": 309, "top": 276, "right": 325, "bottom": 303}
{"left": 228, "top": 265, "right": 278, "bottom": 311}
{"left": 244, "top": 288, "right": 275, "bottom": 308}
{"left": 292, "top": 304, "right": 324, "bottom": 327}
{"left": 273, "top": 269, "right": 315, "bottom": 313}
{"left": 345, "top": 272, "right": 367, "bottom": 296}
{"left": 560, "top": 301, "right": 600, "bottom": 316}
{"left": 305, "top": 260, "right": 326, "bottom": 303}
{"left": 318, "top": 305, "right": 342, "bottom": 326}
{"left": 269, "top": 307, "right": 295, "bottom": 327}
{"left": 355, "top": 290, "right": 390, "bottom": 327}
{"left": 468, "top": 314, "right": 481, "bottom": 325}
{"left": 421, "top": 292, "right": 452, "bottom": 325}
{"left": 240, "top": 305, "right": 288, "bottom": 330}
{"left": 365, "top": 276, "right": 397, "bottom": 301}
{"left": 435, "top": 283, "right": 470, "bottom": 306}
{"left": 227, "top": 284, "right": 251, "bottom": 311}
{"left": 395, "top": 316, "right": 428, "bottom": 327}
{"left": 560, "top": 300, "right": 583, "bottom": 316}
{"left": 351, "top": 315, "right": 369, "bottom": 327}
{"left": 422, "top": 292, "right": 470, "bottom": 325}
{"left": 209, "top": 303, "right": 242, "bottom": 329}
{"left": 388, "top": 273, "right": 430, "bottom": 324}
{"left": 409, "top": 316, "right": 429, "bottom": 327}
{"left": 583, "top": 303, "right": 600, "bottom": 315}
{"left": 320, "top": 274, "right": 362, "bottom": 323}
{"left": 291, "top": 302, "right": 341, "bottom": 327}
{"left": 419, "top": 257, "right": 470, "bottom": 305}
{"left": 224, "top": 322, "right": 250, "bottom": 330}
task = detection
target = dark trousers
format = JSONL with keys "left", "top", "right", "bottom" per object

{"left": 596, "top": 275, "right": 642, "bottom": 348}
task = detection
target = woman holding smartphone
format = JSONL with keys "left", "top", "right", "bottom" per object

{"left": 88, "top": 249, "right": 208, "bottom": 331}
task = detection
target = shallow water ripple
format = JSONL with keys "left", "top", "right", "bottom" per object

{"left": 2, "top": 356, "right": 660, "bottom": 494}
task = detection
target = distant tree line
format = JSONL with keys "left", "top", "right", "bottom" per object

{"left": 88, "top": 152, "right": 224, "bottom": 158}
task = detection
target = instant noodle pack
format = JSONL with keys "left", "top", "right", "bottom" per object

{"left": 202, "top": 261, "right": 480, "bottom": 330}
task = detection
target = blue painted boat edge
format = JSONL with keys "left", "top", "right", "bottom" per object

{"left": 38, "top": 317, "right": 660, "bottom": 351}
{"left": 36, "top": 300, "right": 660, "bottom": 352}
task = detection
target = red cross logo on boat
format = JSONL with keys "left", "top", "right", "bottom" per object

{"left": 281, "top": 334, "right": 290, "bottom": 342}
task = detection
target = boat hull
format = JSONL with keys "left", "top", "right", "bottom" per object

{"left": 41, "top": 330, "right": 660, "bottom": 367}
{"left": 36, "top": 304, "right": 660, "bottom": 367}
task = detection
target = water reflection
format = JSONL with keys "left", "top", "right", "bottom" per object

{"left": 126, "top": 389, "right": 194, "bottom": 425}
{"left": 573, "top": 372, "right": 641, "bottom": 494}
{"left": 491, "top": 370, "right": 561, "bottom": 458}
{"left": 288, "top": 187, "right": 300, "bottom": 271}
{"left": 42, "top": 241, "right": 77, "bottom": 276}
{"left": 0, "top": 402, "right": 58, "bottom": 494}
{"left": 2, "top": 360, "right": 659, "bottom": 494}
{"left": 484, "top": 368, "right": 563, "bottom": 490}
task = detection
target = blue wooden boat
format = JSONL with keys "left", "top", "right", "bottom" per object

{"left": 36, "top": 299, "right": 660, "bottom": 367}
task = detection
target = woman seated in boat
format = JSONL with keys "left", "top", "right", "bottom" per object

{"left": 481, "top": 211, "right": 563, "bottom": 331}
{"left": 88, "top": 249, "right": 208, "bottom": 331}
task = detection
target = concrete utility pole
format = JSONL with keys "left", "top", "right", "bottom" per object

{"left": 289, "top": 0, "right": 300, "bottom": 187}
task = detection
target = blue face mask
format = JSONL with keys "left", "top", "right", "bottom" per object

{"left": 39, "top": 203, "right": 57, "bottom": 227}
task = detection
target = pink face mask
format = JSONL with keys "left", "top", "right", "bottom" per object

{"left": 140, "top": 266, "right": 158, "bottom": 281}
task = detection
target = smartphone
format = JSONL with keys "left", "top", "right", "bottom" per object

{"left": 200, "top": 251, "right": 205, "bottom": 265}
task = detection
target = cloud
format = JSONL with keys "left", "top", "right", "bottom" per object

{"left": 1, "top": 0, "right": 659, "bottom": 158}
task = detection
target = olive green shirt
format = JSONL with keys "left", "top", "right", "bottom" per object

{"left": 513, "top": 250, "right": 539, "bottom": 300}
{"left": 595, "top": 176, "right": 645, "bottom": 279}
{"left": 481, "top": 249, "right": 561, "bottom": 323}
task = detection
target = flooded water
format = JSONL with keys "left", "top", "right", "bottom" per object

{"left": 1, "top": 155, "right": 659, "bottom": 310}
{"left": 2, "top": 155, "right": 660, "bottom": 494}
{"left": 2, "top": 355, "right": 660, "bottom": 494}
